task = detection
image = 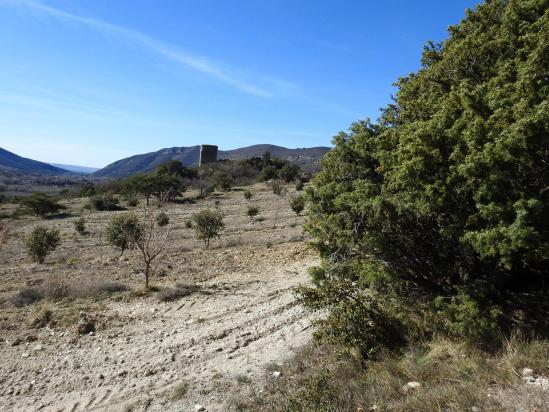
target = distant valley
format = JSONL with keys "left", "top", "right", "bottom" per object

{"left": 51, "top": 164, "right": 100, "bottom": 174}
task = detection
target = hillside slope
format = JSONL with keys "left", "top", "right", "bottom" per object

{"left": 0, "top": 147, "right": 69, "bottom": 175}
{"left": 93, "top": 144, "right": 330, "bottom": 178}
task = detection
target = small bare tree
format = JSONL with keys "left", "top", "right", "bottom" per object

{"left": 120, "top": 194, "right": 172, "bottom": 288}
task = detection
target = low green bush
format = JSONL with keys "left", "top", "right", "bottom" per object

{"left": 25, "top": 226, "right": 61, "bottom": 264}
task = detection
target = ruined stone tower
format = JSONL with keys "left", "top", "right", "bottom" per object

{"left": 199, "top": 144, "right": 218, "bottom": 166}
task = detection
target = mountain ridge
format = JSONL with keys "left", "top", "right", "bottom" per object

{"left": 92, "top": 144, "right": 330, "bottom": 178}
{"left": 0, "top": 147, "right": 70, "bottom": 175}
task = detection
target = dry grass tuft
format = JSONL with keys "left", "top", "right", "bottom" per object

{"left": 10, "top": 276, "right": 129, "bottom": 307}
{"left": 231, "top": 337, "right": 549, "bottom": 411}
{"left": 157, "top": 283, "right": 201, "bottom": 302}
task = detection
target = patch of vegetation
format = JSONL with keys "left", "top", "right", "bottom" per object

{"left": 11, "top": 277, "right": 129, "bottom": 307}
{"left": 246, "top": 205, "right": 259, "bottom": 222}
{"left": 79, "top": 182, "right": 96, "bottom": 197}
{"left": 233, "top": 337, "right": 549, "bottom": 411}
{"left": 106, "top": 214, "right": 142, "bottom": 257}
{"left": 89, "top": 193, "right": 121, "bottom": 211}
{"left": 25, "top": 226, "right": 61, "bottom": 264}
{"left": 73, "top": 216, "right": 87, "bottom": 235}
{"left": 289, "top": 195, "right": 305, "bottom": 222}
{"left": 302, "top": 0, "right": 549, "bottom": 353}
{"left": 192, "top": 209, "right": 224, "bottom": 248}
{"left": 155, "top": 211, "right": 170, "bottom": 227}
{"left": 20, "top": 192, "right": 67, "bottom": 218}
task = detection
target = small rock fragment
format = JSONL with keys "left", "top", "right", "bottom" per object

{"left": 522, "top": 368, "right": 534, "bottom": 378}
{"left": 403, "top": 381, "right": 421, "bottom": 392}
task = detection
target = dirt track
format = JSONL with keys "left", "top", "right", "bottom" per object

{"left": 1, "top": 246, "right": 317, "bottom": 412}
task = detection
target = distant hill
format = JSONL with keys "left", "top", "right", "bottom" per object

{"left": 93, "top": 144, "right": 330, "bottom": 179}
{"left": 0, "top": 147, "right": 70, "bottom": 175}
{"left": 51, "top": 163, "right": 100, "bottom": 174}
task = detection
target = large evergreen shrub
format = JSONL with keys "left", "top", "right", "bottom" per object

{"left": 304, "top": 0, "right": 549, "bottom": 343}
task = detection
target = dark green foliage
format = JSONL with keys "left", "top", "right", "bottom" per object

{"left": 155, "top": 211, "right": 170, "bottom": 227}
{"left": 106, "top": 214, "right": 142, "bottom": 256}
{"left": 73, "top": 216, "right": 86, "bottom": 235}
{"left": 155, "top": 160, "right": 196, "bottom": 180}
{"left": 243, "top": 190, "right": 253, "bottom": 200}
{"left": 192, "top": 153, "right": 302, "bottom": 190}
{"left": 192, "top": 209, "right": 224, "bottom": 248}
{"left": 304, "top": 0, "right": 549, "bottom": 344}
{"left": 297, "top": 278, "right": 405, "bottom": 358}
{"left": 122, "top": 172, "right": 183, "bottom": 205}
{"left": 434, "top": 293, "right": 502, "bottom": 342}
{"left": 25, "top": 226, "right": 61, "bottom": 263}
{"left": 89, "top": 193, "right": 120, "bottom": 211}
{"left": 278, "top": 163, "right": 300, "bottom": 182}
{"left": 247, "top": 205, "right": 259, "bottom": 221}
{"left": 295, "top": 179, "right": 304, "bottom": 191}
{"left": 289, "top": 195, "right": 305, "bottom": 217}
{"left": 20, "top": 193, "right": 66, "bottom": 218}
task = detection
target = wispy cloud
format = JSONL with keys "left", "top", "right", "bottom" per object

{"left": 2, "top": 0, "right": 297, "bottom": 98}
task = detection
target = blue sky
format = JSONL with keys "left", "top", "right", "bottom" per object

{"left": 0, "top": 0, "right": 480, "bottom": 168}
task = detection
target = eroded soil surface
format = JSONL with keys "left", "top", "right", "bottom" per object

{"left": 0, "top": 184, "right": 318, "bottom": 411}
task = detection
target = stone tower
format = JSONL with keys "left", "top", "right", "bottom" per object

{"left": 199, "top": 144, "right": 218, "bottom": 166}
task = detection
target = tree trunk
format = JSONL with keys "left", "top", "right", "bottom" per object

{"left": 145, "top": 261, "right": 150, "bottom": 288}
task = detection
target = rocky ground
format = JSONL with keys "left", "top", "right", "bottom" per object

{"left": 0, "top": 183, "right": 318, "bottom": 411}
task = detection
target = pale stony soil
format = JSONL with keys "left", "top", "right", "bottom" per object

{"left": 0, "top": 183, "right": 318, "bottom": 411}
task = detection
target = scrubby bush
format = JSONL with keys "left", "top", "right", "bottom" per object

{"left": 297, "top": 278, "right": 405, "bottom": 358}
{"left": 155, "top": 211, "right": 170, "bottom": 227}
{"left": 124, "top": 192, "right": 139, "bottom": 207}
{"left": 303, "top": 0, "right": 549, "bottom": 348}
{"left": 79, "top": 182, "right": 96, "bottom": 197}
{"left": 214, "top": 172, "right": 233, "bottom": 192}
{"left": 289, "top": 195, "right": 305, "bottom": 222}
{"left": 73, "top": 216, "right": 86, "bottom": 235}
{"left": 247, "top": 206, "right": 260, "bottom": 222}
{"left": 25, "top": 226, "right": 61, "bottom": 263}
{"left": 106, "top": 214, "right": 141, "bottom": 256}
{"left": 270, "top": 180, "right": 284, "bottom": 196}
{"left": 89, "top": 193, "right": 120, "bottom": 211}
{"left": 20, "top": 193, "right": 66, "bottom": 218}
{"left": 295, "top": 179, "right": 304, "bottom": 191}
{"left": 11, "top": 279, "right": 128, "bottom": 307}
{"left": 278, "top": 163, "right": 300, "bottom": 182}
{"left": 243, "top": 190, "right": 253, "bottom": 201}
{"left": 192, "top": 209, "right": 224, "bottom": 248}
{"left": 11, "top": 287, "right": 43, "bottom": 307}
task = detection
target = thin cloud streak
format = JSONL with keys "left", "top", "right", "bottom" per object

{"left": 2, "top": 0, "right": 292, "bottom": 98}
